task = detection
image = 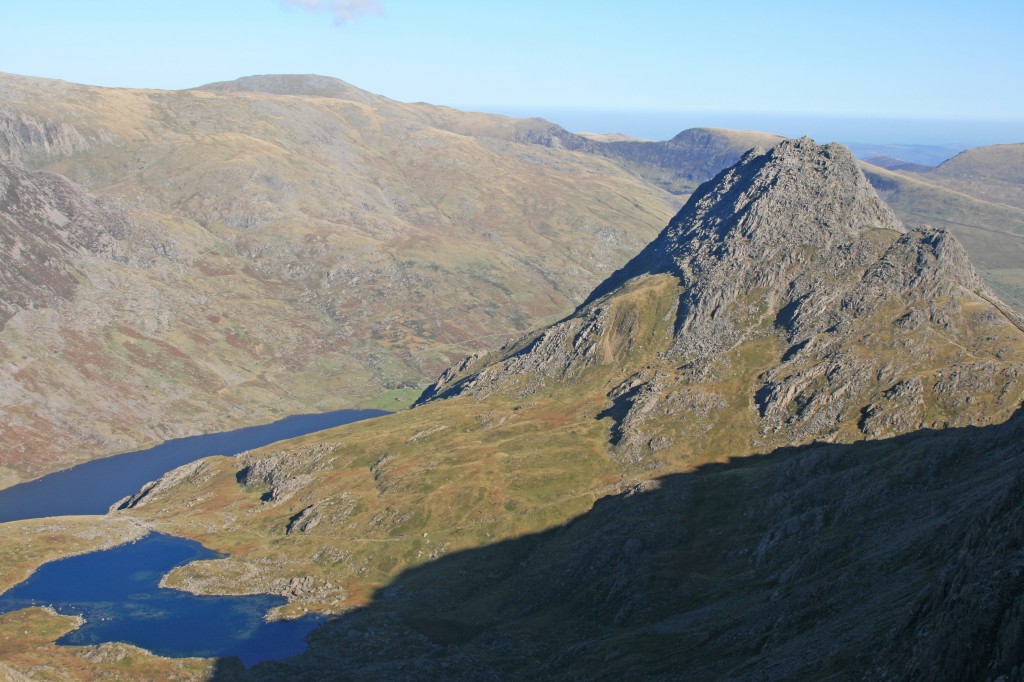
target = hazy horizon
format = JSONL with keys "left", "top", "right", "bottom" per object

{"left": 480, "top": 106, "right": 1024, "bottom": 152}
{"left": 2, "top": 1, "right": 1021, "bottom": 134}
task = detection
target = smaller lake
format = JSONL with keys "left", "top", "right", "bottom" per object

{"left": 0, "top": 533, "right": 327, "bottom": 665}
{"left": 0, "top": 408, "right": 389, "bottom": 523}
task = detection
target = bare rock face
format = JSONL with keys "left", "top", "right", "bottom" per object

{"left": 425, "top": 139, "right": 1024, "bottom": 455}
{"left": 0, "top": 110, "right": 92, "bottom": 161}
{"left": 0, "top": 159, "right": 132, "bottom": 326}
{"left": 591, "top": 138, "right": 982, "bottom": 364}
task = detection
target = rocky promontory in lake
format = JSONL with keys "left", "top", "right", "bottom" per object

{"left": 25, "top": 138, "right": 1015, "bottom": 679}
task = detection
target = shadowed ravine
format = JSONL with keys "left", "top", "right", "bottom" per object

{"left": 209, "top": 410, "right": 1024, "bottom": 681}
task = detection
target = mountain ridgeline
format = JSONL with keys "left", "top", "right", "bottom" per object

{"left": 423, "top": 138, "right": 1024, "bottom": 460}
{"left": 198, "top": 75, "right": 785, "bottom": 197}
{"left": 0, "top": 72, "right": 685, "bottom": 486}
{"left": 48, "top": 138, "right": 1024, "bottom": 680}
{"left": 515, "top": 123, "right": 784, "bottom": 195}
{"left": 1, "top": 71, "right": 1022, "bottom": 488}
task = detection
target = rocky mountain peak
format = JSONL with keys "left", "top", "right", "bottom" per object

{"left": 587, "top": 137, "right": 982, "bottom": 363}
{"left": 668, "top": 136, "right": 903, "bottom": 248}
{"left": 593, "top": 137, "right": 904, "bottom": 287}
{"left": 424, "top": 138, "right": 1021, "bottom": 454}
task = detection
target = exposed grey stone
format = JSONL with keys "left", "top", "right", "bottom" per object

{"left": 421, "top": 138, "right": 1020, "bottom": 453}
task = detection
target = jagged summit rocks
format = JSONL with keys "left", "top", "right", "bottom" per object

{"left": 424, "top": 138, "right": 1024, "bottom": 459}
{"left": 589, "top": 137, "right": 980, "bottom": 359}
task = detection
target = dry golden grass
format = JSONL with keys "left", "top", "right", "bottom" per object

{"left": 0, "top": 73, "right": 678, "bottom": 485}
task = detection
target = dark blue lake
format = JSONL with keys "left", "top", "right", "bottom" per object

{"left": 0, "top": 532, "right": 327, "bottom": 665}
{"left": 0, "top": 408, "right": 389, "bottom": 523}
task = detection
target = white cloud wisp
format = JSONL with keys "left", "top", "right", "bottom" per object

{"left": 283, "top": 0, "right": 383, "bottom": 26}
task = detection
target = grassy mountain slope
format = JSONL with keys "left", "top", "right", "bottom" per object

{"left": 223, "top": 412, "right": 1024, "bottom": 680}
{"left": 2, "top": 140, "right": 1015, "bottom": 679}
{"left": 927, "top": 142, "right": 1024, "bottom": 208}
{"left": 0, "top": 72, "right": 685, "bottom": 486}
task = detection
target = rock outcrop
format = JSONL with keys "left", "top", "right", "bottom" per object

{"left": 0, "top": 110, "right": 93, "bottom": 162}
{"left": 0, "top": 159, "right": 132, "bottom": 327}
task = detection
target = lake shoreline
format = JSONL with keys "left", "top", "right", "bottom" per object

{"left": 0, "top": 408, "right": 391, "bottom": 524}
{"left": 0, "top": 406, "right": 398, "bottom": 494}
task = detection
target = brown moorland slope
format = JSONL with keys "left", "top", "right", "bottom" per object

{"left": 0, "top": 72, "right": 685, "bottom": 486}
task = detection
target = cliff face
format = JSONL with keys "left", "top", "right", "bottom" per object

{"left": 0, "top": 160, "right": 130, "bottom": 326}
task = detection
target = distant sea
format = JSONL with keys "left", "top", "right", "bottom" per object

{"left": 475, "top": 107, "right": 1024, "bottom": 163}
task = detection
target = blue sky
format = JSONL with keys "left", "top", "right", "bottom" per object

{"left": 1, "top": 0, "right": 1022, "bottom": 144}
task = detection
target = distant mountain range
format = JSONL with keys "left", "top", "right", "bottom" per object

{"left": 860, "top": 154, "right": 935, "bottom": 172}
{"left": 847, "top": 142, "right": 965, "bottom": 166}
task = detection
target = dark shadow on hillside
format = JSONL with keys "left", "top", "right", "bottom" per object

{"left": 211, "top": 411, "right": 1024, "bottom": 681}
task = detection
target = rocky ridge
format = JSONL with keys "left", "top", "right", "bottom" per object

{"left": 424, "top": 139, "right": 1024, "bottom": 459}
{"left": 513, "top": 114, "right": 1024, "bottom": 312}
